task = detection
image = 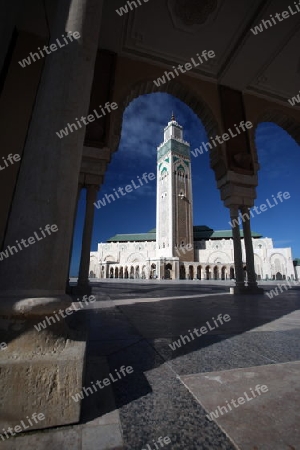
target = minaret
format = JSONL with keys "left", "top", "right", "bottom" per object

{"left": 156, "top": 114, "right": 194, "bottom": 262}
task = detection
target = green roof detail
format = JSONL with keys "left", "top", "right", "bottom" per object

{"left": 107, "top": 226, "right": 262, "bottom": 243}
{"left": 107, "top": 228, "right": 156, "bottom": 242}
{"left": 193, "top": 225, "right": 262, "bottom": 240}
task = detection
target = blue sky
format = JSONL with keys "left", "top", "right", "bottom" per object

{"left": 70, "top": 93, "right": 300, "bottom": 275}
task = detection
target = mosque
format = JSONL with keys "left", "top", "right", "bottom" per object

{"left": 89, "top": 116, "right": 295, "bottom": 282}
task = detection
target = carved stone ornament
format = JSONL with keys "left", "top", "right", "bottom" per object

{"left": 168, "top": 0, "right": 219, "bottom": 32}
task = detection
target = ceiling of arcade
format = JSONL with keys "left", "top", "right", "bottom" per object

{"left": 17, "top": 0, "right": 300, "bottom": 106}
{"left": 99, "top": 0, "right": 300, "bottom": 104}
{"left": 16, "top": 0, "right": 300, "bottom": 185}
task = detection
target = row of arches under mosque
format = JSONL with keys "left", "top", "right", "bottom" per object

{"left": 90, "top": 262, "right": 294, "bottom": 281}
{"left": 90, "top": 263, "right": 235, "bottom": 280}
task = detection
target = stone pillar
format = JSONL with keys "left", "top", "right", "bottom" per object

{"left": 156, "top": 260, "right": 162, "bottom": 279}
{"left": 0, "top": 0, "right": 22, "bottom": 74}
{"left": 241, "top": 206, "right": 263, "bottom": 293}
{"left": 0, "top": 0, "right": 103, "bottom": 297}
{"left": 230, "top": 207, "right": 245, "bottom": 291}
{"left": 77, "top": 184, "right": 98, "bottom": 291}
{"left": 174, "top": 259, "right": 179, "bottom": 280}
{"left": 0, "top": 0, "right": 104, "bottom": 431}
{"left": 193, "top": 265, "right": 197, "bottom": 280}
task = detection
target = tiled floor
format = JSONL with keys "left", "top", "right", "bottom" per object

{"left": 3, "top": 283, "right": 300, "bottom": 449}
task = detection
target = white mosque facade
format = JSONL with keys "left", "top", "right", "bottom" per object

{"left": 90, "top": 116, "right": 296, "bottom": 282}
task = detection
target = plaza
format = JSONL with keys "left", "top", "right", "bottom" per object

{"left": 1, "top": 280, "right": 300, "bottom": 448}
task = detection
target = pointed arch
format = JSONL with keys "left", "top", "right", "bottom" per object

{"left": 250, "top": 109, "right": 300, "bottom": 170}
{"left": 111, "top": 80, "right": 221, "bottom": 155}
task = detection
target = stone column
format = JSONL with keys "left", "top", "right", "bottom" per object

{"left": 0, "top": 0, "right": 104, "bottom": 431}
{"left": 77, "top": 184, "right": 98, "bottom": 290}
{"left": 241, "top": 206, "right": 258, "bottom": 288}
{"left": 230, "top": 207, "right": 245, "bottom": 290}
{"left": 156, "top": 260, "right": 161, "bottom": 279}
{"left": 193, "top": 265, "right": 197, "bottom": 280}
{"left": 0, "top": 0, "right": 103, "bottom": 297}
{"left": 0, "top": 0, "right": 22, "bottom": 74}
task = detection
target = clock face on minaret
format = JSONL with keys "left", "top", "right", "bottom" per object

{"left": 156, "top": 114, "right": 194, "bottom": 261}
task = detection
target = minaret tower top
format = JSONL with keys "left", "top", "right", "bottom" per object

{"left": 163, "top": 112, "right": 184, "bottom": 142}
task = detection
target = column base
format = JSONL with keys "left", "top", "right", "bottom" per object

{"left": 72, "top": 282, "right": 92, "bottom": 296}
{"left": 0, "top": 295, "right": 87, "bottom": 431}
{"left": 230, "top": 286, "right": 265, "bottom": 295}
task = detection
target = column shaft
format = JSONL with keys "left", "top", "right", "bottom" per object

{"left": 230, "top": 207, "right": 245, "bottom": 288}
{"left": 0, "top": 0, "right": 22, "bottom": 75}
{"left": 241, "top": 206, "right": 258, "bottom": 287}
{"left": 0, "top": 0, "right": 103, "bottom": 296}
{"left": 78, "top": 184, "right": 98, "bottom": 288}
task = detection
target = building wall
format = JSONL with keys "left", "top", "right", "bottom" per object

{"left": 90, "top": 236, "right": 295, "bottom": 280}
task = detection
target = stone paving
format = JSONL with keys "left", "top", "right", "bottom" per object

{"left": 3, "top": 281, "right": 300, "bottom": 449}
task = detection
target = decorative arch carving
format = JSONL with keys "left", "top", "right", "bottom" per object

{"left": 104, "top": 255, "right": 116, "bottom": 262}
{"left": 250, "top": 109, "right": 300, "bottom": 170}
{"left": 111, "top": 79, "right": 221, "bottom": 151}
{"left": 206, "top": 250, "right": 230, "bottom": 264}
{"left": 168, "top": 0, "right": 219, "bottom": 32}
{"left": 126, "top": 252, "right": 145, "bottom": 263}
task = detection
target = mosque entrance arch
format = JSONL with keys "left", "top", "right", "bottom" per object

{"left": 180, "top": 265, "right": 186, "bottom": 279}
{"left": 213, "top": 266, "right": 218, "bottom": 280}
{"left": 165, "top": 263, "right": 172, "bottom": 279}
{"left": 150, "top": 263, "right": 156, "bottom": 279}
{"left": 221, "top": 266, "right": 226, "bottom": 280}
{"left": 205, "top": 266, "right": 210, "bottom": 280}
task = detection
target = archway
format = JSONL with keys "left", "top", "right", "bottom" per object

{"left": 124, "top": 267, "right": 128, "bottom": 279}
{"left": 180, "top": 265, "right": 186, "bottom": 280}
{"left": 253, "top": 120, "right": 300, "bottom": 282}
{"left": 109, "top": 267, "right": 114, "bottom": 279}
{"left": 130, "top": 266, "right": 134, "bottom": 279}
{"left": 221, "top": 266, "right": 226, "bottom": 280}
{"left": 253, "top": 113, "right": 300, "bottom": 153}
{"left": 205, "top": 266, "right": 210, "bottom": 280}
{"left": 197, "top": 265, "right": 202, "bottom": 280}
{"left": 230, "top": 267, "right": 235, "bottom": 279}
{"left": 115, "top": 267, "right": 119, "bottom": 279}
{"left": 213, "top": 266, "right": 218, "bottom": 280}
{"left": 165, "top": 263, "right": 172, "bottom": 279}
{"left": 135, "top": 266, "right": 140, "bottom": 279}
{"left": 150, "top": 263, "right": 156, "bottom": 279}
{"left": 96, "top": 89, "right": 226, "bottom": 289}
{"left": 119, "top": 267, "right": 123, "bottom": 279}
{"left": 112, "top": 80, "right": 221, "bottom": 157}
